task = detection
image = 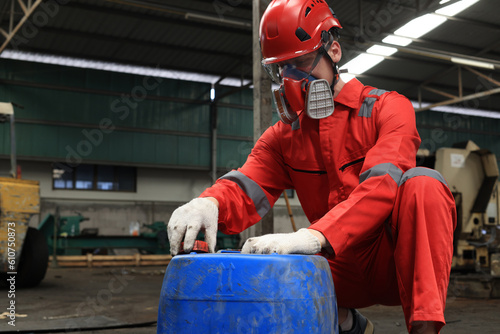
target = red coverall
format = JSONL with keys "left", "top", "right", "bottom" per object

{"left": 201, "top": 78, "right": 457, "bottom": 332}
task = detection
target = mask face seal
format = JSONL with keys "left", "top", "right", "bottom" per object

{"left": 271, "top": 65, "right": 323, "bottom": 125}
{"left": 272, "top": 88, "right": 298, "bottom": 124}
{"left": 272, "top": 71, "right": 333, "bottom": 125}
{"left": 305, "top": 79, "right": 334, "bottom": 119}
{"left": 265, "top": 44, "right": 336, "bottom": 125}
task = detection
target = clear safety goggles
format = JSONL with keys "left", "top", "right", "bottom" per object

{"left": 262, "top": 49, "right": 324, "bottom": 85}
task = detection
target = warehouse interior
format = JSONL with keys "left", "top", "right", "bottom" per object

{"left": 0, "top": 0, "right": 500, "bottom": 333}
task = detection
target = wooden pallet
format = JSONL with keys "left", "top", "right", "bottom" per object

{"left": 49, "top": 254, "right": 172, "bottom": 268}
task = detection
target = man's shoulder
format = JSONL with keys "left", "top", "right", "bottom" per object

{"left": 357, "top": 80, "right": 410, "bottom": 103}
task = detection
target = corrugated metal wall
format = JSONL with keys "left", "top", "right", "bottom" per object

{"left": 0, "top": 59, "right": 256, "bottom": 170}
{"left": 1, "top": 58, "right": 499, "bottom": 171}
{"left": 215, "top": 85, "right": 254, "bottom": 171}
{"left": 416, "top": 110, "right": 500, "bottom": 162}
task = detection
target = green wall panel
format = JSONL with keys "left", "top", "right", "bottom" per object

{"left": 0, "top": 122, "right": 10, "bottom": 155}
{"left": 217, "top": 86, "right": 253, "bottom": 106}
{"left": 8, "top": 58, "right": 498, "bottom": 172}
{"left": 0, "top": 59, "right": 216, "bottom": 168}
{"left": 0, "top": 82, "right": 211, "bottom": 133}
{"left": 217, "top": 107, "right": 253, "bottom": 137}
{"left": 0, "top": 59, "right": 212, "bottom": 101}
{"left": 215, "top": 85, "right": 279, "bottom": 138}
{"left": 216, "top": 138, "right": 253, "bottom": 170}
{"left": 416, "top": 110, "right": 500, "bottom": 164}
{"left": 0, "top": 122, "right": 210, "bottom": 167}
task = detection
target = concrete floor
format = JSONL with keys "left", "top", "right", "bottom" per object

{"left": 1, "top": 266, "right": 499, "bottom": 333}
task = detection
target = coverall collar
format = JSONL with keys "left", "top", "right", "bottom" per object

{"left": 333, "top": 78, "right": 364, "bottom": 110}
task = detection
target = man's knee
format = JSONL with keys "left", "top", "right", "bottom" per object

{"left": 400, "top": 167, "right": 448, "bottom": 189}
{"left": 398, "top": 167, "right": 456, "bottom": 228}
{"left": 398, "top": 167, "right": 455, "bottom": 214}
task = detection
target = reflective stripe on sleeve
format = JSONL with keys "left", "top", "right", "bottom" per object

{"left": 359, "top": 162, "right": 403, "bottom": 184}
{"left": 219, "top": 170, "right": 271, "bottom": 218}
{"left": 358, "top": 97, "right": 377, "bottom": 118}
{"left": 358, "top": 89, "right": 388, "bottom": 118}
{"left": 399, "top": 167, "right": 448, "bottom": 187}
{"left": 369, "top": 89, "right": 389, "bottom": 96}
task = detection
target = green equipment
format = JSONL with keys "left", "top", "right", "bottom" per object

{"left": 38, "top": 213, "right": 240, "bottom": 256}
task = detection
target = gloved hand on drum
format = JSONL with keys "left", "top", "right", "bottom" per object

{"left": 241, "top": 228, "right": 322, "bottom": 255}
{"left": 167, "top": 197, "right": 219, "bottom": 256}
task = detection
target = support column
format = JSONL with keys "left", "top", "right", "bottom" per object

{"left": 251, "top": 0, "right": 273, "bottom": 237}
{"left": 210, "top": 96, "right": 218, "bottom": 184}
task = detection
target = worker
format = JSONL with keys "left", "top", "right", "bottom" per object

{"left": 167, "top": 0, "right": 456, "bottom": 333}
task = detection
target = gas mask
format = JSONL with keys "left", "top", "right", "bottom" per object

{"left": 272, "top": 66, "right": 334, "bottom": 124}
{"left": 264, "top": 49, "right": 336, "bottom": 125}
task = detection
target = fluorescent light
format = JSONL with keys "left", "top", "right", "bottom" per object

{"left": 367, "top": 45, "right": 398, "bottom": 56}
{"left": 0, "top": 50, "right": 251, "bottom": 87}
{"left": 394, "top": 13, "right": 447, "bottom": 38}
{"left": 435, "top": 0, "right": 479, "bottom": 16}
{"left": 340, "top": 53, "right": 384, "bottom": 75}
{"left": 451, "top": 57, "right": 495, "bottom": 69}
{"left": 439, "top": 0, "right": 451, "bottom": 4}
{"left": 210, "top": 86, "right": 215, "bottom": 101}
{"left": 411, "top": 101, "right": 500, "bottom": 119}
{"left": 382, "top": 35, "right": 413, "bottom": 47}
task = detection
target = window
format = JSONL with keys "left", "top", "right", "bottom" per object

{"left": 52, "top": 163, "right": 136, "bottom": 192}
{"left": 76, "top": 164, "right": 93, "bottom": 189}
{"left": 97, "top": 165, "right": 115, "bottom": 190}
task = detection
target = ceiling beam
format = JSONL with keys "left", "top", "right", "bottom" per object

{"left": 360, "top": 0, "right": 464, "bottom": 36}
{"left": 354, "top": 0, "right": 500, "bottom": 112}
{"left": 438, "top": 14, "right": 500, "bottom": 32}
{"left": 23, "top": 26, "right": 247, "bottom": 61}
{"left": 464, "top": 66, "right": 500, "bottom": 88}
{"left": 0, "top": 0, "right": 43, "bottom": 54}
{"left": 415, "top": 87, "right": 500, "bottom": 112}
{"left": 340, "top": 26, "right": 500, "bottom": 62}
{"left": 60, "top": 2, "right": 251, "bottom": 34}
{"left": 341, "top": 37, "right": 500, "bottom": 71}
{"left": 104, "top": 0, "right": 252, "bottom": 29}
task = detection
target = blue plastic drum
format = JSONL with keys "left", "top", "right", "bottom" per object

{"left": 157, "top": 251, "right": 338, "bottom": 333}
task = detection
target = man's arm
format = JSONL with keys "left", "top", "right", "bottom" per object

{"left": 200, "top": 124, "right": 292, "bottom": 235}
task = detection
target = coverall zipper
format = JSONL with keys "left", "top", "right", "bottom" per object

{"left": 339, "top": 157, "right": 365, "bottom": 172}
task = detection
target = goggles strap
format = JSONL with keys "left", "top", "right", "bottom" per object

{"left": 306, "top": 47, "right": 326, "bottom": 79}
{"left": 320, "top": 31, "right": 341, "bottom": 90}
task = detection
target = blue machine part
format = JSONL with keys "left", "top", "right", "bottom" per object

{"left": 157, "top": 252, "right": 338, "bottom": 334}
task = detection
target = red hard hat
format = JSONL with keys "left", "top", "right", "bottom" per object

{"left": 260, "top": 0, "right": 342, "bottom": 65}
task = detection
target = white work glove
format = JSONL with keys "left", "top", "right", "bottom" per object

{"left": 241, "top": 228, "right": 321, "bottom": 255}
{"left": 167, "top": 198, "right": 218, "bottom": 256}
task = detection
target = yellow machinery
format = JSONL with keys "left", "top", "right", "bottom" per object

{"left": 420, "top": 141, "right": 500, "bottom": 298}
{"left": 0, "top": 177, "right": 46, "bottom": 287}
{"left": 433, "top": 141, "right": 499, "bottom": 272}
{"left": 0, "top": 102, "right": 47, "bottom": 288}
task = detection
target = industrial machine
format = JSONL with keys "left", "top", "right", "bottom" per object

{"left": 0, "top": 177, "right": 47, "bottom": 288}
{"left": 419, "top": 141, "right": 500, "bottom": 297}
{"left": 38, "top": 212, "right": 240, "bottom": 256}
{"left": 0, "top": 103, "right": 48, "bottom": 288}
